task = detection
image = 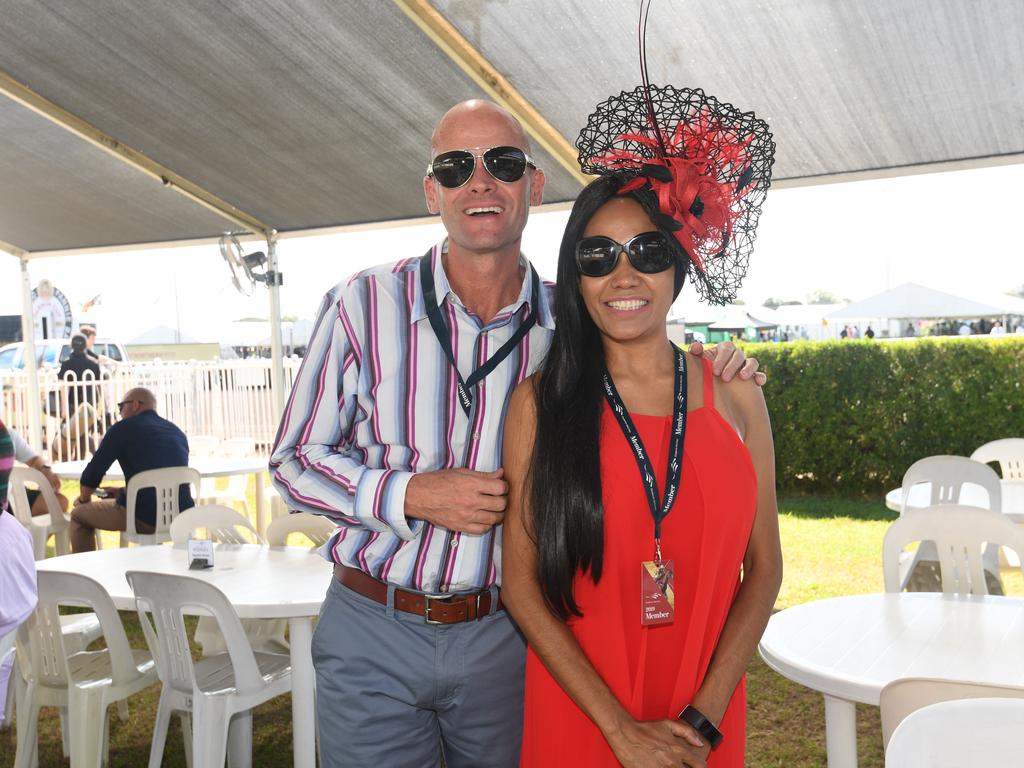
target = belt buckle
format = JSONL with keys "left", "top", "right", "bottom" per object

{"left": 423, "top": 595, "right": 444, "bottom": 625}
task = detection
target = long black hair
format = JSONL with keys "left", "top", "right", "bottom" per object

{"left": 529, "top": 172, "right": 689, "bottom": 619}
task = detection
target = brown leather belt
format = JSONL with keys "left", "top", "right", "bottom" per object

{"left": 334, "top": 563, "right": 503, "bottom": 625}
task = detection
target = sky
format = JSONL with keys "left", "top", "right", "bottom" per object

{"left": 1, "top": 162, "right": 1022, "bottom": 343}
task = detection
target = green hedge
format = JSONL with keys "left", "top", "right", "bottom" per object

{"left": 741, "top": 337, "right": 1024, "bottom": 495}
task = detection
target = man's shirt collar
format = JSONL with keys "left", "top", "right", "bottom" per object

{"left": 411, "top": 238, "right": 554, "bottom": 329}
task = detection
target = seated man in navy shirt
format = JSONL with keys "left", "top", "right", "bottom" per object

{"left": 70, "top": 387, "right": 193, "bottom": 552}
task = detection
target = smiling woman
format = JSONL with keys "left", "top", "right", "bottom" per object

{"left": 577, "top": 197, "right": 678, "bottom": 351}
{"left": 499, "top": 56, "right": 782, "bottom": 764}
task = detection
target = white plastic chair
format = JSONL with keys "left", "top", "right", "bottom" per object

{"left": 884, "top": 697, "right": 1024, "bottom": 767}
{"left": 120, "top": 466, "right": 200, "bottom": 547}
{"left": 14, "top": 571, "right": 157, "bottom": 768}
{"left": 128, "top": 570, "right": 292, "bottom": 768}
{"left": 8, "top": 466, "right": 70, "bottom": 560}
{"left": 266, "top": 512, "right": 337, "bottom": 549}
{"left": 900, "top": 455, "right": 1002, "bottom": 509}
{"left": 971, "top": 438, "right": 1024, "bottom": 481}
{"left": 198, "top": 437, "right": 255, "bottom": 515}
{"left": 168, "top": 505, "right": 285, "bottom": 659}
{"left": 0, "top": 630, "right": 15, "bottom": 676}
{"left": 188, "top": 434, "right": 220, "bottom": 458}
{"left": 5, "top": 614, "right": 104, "bottom": 749}
{"left": 169, "top": 504, "right": 262, "bottom": 546}
{"left": 1, "top": 630, "right": 17, "bottom": 729}
{"left": 880, "top": 677, "right": 1024, "bottom": 748}
{"left": 266, "top": 484, "right": 286, "bottom": 520}
{"left": 1, "top": 505, "right": 101, "bottom": 741}
{"left": 883, "top": 505, "right": 1024, "bottom": 595}
{"left": 897, "top": 456, "right": 1003, "bottom": 591}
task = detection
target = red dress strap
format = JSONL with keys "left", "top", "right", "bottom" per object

{"left": 701, "top": 356, "right": 715, "bottom": 411}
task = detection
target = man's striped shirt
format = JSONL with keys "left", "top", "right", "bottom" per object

{"left": 270, "top": 241, "right": 554, "bottom": 593}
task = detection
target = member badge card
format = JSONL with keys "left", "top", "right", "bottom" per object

{"left": 641, "top": 559, "right": 675, "bottom": 626}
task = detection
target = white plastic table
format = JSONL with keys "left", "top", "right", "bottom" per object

{"left": 885, "top": 480, "right": 1024, "bottom": 522}
{"left": 52, "top": 456, "right": 272, "bottom": 535}
{"left": 758, "top": 592, "right": 1024, "bottom": 767}
{"left": 36, "top": 544, "right": 331, "bottom": 768}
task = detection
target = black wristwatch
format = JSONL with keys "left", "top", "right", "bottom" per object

{"left": 678, "top": 704, "right": 723, "bottom": 749}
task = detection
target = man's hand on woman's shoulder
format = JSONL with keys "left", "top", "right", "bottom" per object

{"left": 687, "top": 341, "right": 766, "bottom": 386}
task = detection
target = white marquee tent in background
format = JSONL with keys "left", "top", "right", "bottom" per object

{"left": 827, "top": 283, "right": 1024, "bottom": 321}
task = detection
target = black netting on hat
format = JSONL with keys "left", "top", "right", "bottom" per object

{"left": 576, "top": 84, "right": 775, "bottom": 305}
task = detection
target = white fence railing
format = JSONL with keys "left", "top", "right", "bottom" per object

{"left": 0, "top": 359, "right": 302, "bottom": 462}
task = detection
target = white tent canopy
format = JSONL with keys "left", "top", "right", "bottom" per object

{"left": 682, "top": 305, "right": 780, "bottom": 331}
{"left": 708, "top": 313, "right": 778, "bottom": 332}
{"left": 2, "top": 1, "right": 1022, "bottom": 448}
{"left": 771, "top": 303, "right": 846, "bottom": 341}
{"left": 826, "top": 283, "right": 1024, "bottom": 320}
{"left": 772, "top": 304, "right": 846, "bottom": 326}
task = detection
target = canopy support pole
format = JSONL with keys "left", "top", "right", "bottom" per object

{"left": 266, "top": 232, "right": 286, "bottom": 426}
{"left": 19, "top": 257, "right": 42, "bottom": 452}
{"left": 392, "top": 0, "right": 588, "bottom": 187}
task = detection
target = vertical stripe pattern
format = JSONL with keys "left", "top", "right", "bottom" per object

{"left": 271, "top": 241, "right": 555, "bottom": 592}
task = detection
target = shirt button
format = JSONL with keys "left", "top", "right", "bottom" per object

{"left": 451, "top": 539, "right": 459, "bottom": 548}
{"left": 471, "top": 432, "right": 481, "bottom": 442}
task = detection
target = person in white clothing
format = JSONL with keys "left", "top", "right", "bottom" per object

{"left": 1, "top": 423, "right": 39, "bottom": 726}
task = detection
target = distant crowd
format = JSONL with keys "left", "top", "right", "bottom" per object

{"left": 922, "top": 317, "right": 1023, "bottom": 337}
{"left": 751, "top": 316, "right": 1024, "bottom": 344}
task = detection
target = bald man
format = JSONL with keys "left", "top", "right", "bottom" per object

{"left": 70, "top": 387, "right": 193, "bottom": 552}
{"left": 271, "top": 100, "right": 759, "bottom": 766}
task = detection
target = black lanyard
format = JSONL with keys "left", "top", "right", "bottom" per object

{"left": 601, "top": 345, "right": 687, "bottom": 560}
{"left": 419, "top": 249, "right": 540, "bottom": 417}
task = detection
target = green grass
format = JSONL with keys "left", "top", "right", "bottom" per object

{"left": 0, "top": 613, "right": 293, "bottom": 767}
{"left": 3, "top": 493, "right": 1018, "bottom": 766}
{"left": 776, "top": 504, "right": 893, "bottom": 608}
{"left": 746, "top": 494, "right": 893, "bottom": 767}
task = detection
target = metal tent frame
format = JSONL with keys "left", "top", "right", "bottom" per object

{"left": 2, "top": 0, "right": 1022, "bottom": 453}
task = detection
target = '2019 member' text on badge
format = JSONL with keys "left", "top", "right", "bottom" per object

{"left": 641, "top": 559, "right": 675, "bottom": 626}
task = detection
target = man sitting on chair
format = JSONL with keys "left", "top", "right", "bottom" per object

{"left": 70, "top": 387, "right": 193, "bottom": 552}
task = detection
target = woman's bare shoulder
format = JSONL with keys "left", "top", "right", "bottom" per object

{"left": 510, "top": 372, "right": 540, "bottom": 415}
{"left": 505, "top": 373, "right": 541, "bottom": 458}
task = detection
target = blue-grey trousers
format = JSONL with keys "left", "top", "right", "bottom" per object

{"left": 312, "top": 577, "right": 527, "bottom": 768}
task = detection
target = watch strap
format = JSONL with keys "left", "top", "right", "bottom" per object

{"left": 678, "top": 704, "right": 723, "bottom": 749}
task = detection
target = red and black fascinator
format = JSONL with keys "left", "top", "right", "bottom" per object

{"left": 576, "top": 0, "right": 775, "bottom": 305}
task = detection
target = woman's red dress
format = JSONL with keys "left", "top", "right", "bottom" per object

{"left": 520, "top": 357, "right": 758, "bottom": 766}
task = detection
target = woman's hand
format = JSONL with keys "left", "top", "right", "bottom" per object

{"left": 605, "top": 715, "right": 711, "bottom": 767}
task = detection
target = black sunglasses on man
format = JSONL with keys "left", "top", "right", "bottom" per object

{"left": 427, "top": 146, "right": 535, "bottom": 189}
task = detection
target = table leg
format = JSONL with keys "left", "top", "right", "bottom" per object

{"left": 255, "top": 473, "right": 268, "bottom": 539}
{"left": 823, "top": 695, "right": 858, "bottom": 767}
{"left": 289, "top": 617, "right": 317, "bottom": 768}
